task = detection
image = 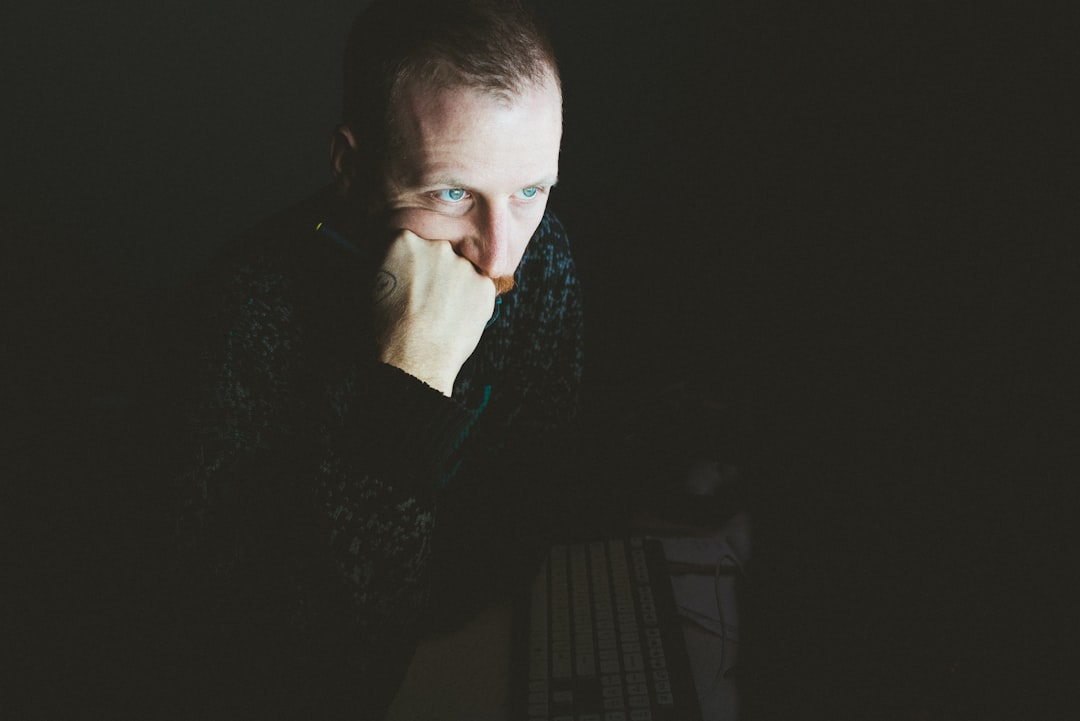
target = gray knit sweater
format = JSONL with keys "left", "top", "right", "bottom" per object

{"left": 167, "top": 187, "right": 584, "bottom": 717}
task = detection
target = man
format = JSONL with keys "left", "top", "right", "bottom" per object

{"left": 164, "top": 0, "right": 584, "bottom": 717}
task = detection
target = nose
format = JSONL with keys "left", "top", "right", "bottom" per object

{"left": 461, "top": 202, "right": 511, "bottom": 278}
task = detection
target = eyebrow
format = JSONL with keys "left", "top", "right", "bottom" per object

{"left": 423, "top": 175, "right": 468, "bottom": 189}
{"left": 420, "top": 174, "right": 560, "bottom": 190}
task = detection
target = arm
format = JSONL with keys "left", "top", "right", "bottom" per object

{"left": 168, "top": 237, "right": 480, "bottom": 716}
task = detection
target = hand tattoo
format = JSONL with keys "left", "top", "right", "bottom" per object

{"left": 373, "top": 270, "right": 397, "bottom": 304}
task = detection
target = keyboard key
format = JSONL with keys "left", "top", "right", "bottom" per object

{"left": 601, "top": 673, "right": 621, "bottom": 686}
{"left": 553, "top": 690, "right": 574, "bottom": 704}
{"left": 576, "top": 653, "right": 596, "bottom": 677}
{"left": 630, "top": 710, "right": 654, "bottom": 720}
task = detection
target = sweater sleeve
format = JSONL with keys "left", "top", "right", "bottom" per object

{"left": 167, "top": 241, "right": 480, "bottom": 716}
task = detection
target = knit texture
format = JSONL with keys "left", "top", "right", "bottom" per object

{"left": 164, "top": 188, "right": 584, "bottom": 717}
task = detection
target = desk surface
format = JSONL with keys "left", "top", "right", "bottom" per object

{"left": 384, "top": 599, "right": 514, "bottom": 721}
{"left": 384, "top": 601, "right": 737, "bottom": 721}
{"left": 383, "top": 524, "right": 746, "bottom": 721}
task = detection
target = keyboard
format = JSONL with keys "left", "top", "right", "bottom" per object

{"left": 518, "top": 537, "right": 703, "bottom": 721}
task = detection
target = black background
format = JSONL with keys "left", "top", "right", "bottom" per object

{"left": 3, "top": 1, "right": 1075, "bottom": 718}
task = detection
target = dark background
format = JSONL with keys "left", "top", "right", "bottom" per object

{"left": 3, "top": 1, "right": 1075, "bottom": 718}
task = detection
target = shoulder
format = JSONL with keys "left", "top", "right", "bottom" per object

{"left": 221, "top": 188, "right": 357, "bottom": 277}
{"left": 199, "top": 189, "right": 369, "bottom": 309}
{"left": 170, "top": 189, "right": 371, "bottom": 358}
{"left": 533, "top": 210, "right": 573, "bottom": 256}
{"left": 518, "top": 210, "right": 579, "bottom": 286}
{"left": 536, "top": 210, "right": 569, "bottom": 242}
{"left": 501, "top": 210, "right": 584, "bottom": 337}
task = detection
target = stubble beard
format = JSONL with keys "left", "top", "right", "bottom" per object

{"left": 493, "top": 275, "right": 515, "bottom": 296}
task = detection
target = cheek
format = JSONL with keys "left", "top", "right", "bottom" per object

{"left": 384, "top": 208, "right": 472, "bottom": 242}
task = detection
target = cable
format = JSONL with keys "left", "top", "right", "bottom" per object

{"left": 713, "top": 545, "right": 745, "bottom": 681}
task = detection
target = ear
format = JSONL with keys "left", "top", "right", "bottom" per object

{"left": 330, "top": 124, "right": 360, "bottom": 196}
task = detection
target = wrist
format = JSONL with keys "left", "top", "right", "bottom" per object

{"left": 379, "top": 350, "right": 455, "bottom": 396}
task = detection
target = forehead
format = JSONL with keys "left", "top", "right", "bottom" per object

{"left": 388, "top": 77, "right": 562, "bottom": 187}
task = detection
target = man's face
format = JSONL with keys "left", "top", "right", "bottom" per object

{"left": 376, "top": 76, "right": 562, "bottom": 292}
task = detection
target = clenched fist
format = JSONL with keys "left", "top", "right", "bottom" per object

{"left": 373, "top": 230, "right": 498, "bottom": 396}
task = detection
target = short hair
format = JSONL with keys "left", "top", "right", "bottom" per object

{"left": 341, "top": 0, "right": 560, "bottom": 167}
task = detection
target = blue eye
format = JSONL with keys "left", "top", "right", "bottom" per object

{"left": 517, "top": 186, "right": 540, "bottom": 199}
{"left": 435, "top": 188, "right": 468, "bottom": 202}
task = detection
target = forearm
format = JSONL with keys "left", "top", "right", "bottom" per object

{"left": 172, "top": 345, "right": 480, "bottom": 715}
{"left": 169, "top": 257, "right": 480, "bottom": 638}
